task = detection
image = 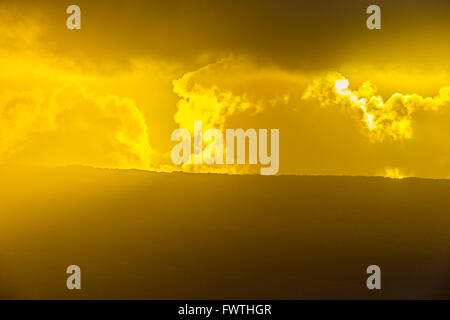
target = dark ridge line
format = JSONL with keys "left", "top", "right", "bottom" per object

{"left": 16, "top": 164, "right": 450, "bottom": 182}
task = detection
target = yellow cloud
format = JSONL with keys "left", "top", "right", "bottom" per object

{"left": 172, "top": 58, "right": 306, "bottom": 130}
{"left": 384, "top": 168, "right": 407, "bottom": 179}
{"left": 173, "top": 58, "right": 259, "bottom": 132}
{"left": 171, "top": 58, "right": 297, "bottom": 174}
{"left": 0, "top": 84, "right": 155, "bottom": 170}
{"left": 303, "top": 72, "right": 450, "bottom": 142}
{"left": 0, "top": 89, "right": 45, "bottom": 157}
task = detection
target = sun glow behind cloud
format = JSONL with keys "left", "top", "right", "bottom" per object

{"left": 384, "top": 168, "right": 407, "bottom": 179}
{"left": 303, "top": 72, "right": 450, "bottom": 142}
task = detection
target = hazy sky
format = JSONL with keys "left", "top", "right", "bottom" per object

{"left": 1, "top": 0, "right": 450, "bottom": 178}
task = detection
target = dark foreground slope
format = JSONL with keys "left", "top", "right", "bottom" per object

{"left": 0, "top": 166, "right": 449, "bottom": 299}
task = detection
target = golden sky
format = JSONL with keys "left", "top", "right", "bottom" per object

{"left": 1, "top": 0, "right": 450, "bottom": 178}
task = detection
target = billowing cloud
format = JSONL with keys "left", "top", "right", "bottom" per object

{"left": 0, "top": 84, "right": 156, "bottom": 169}
{"left": 172, "top": 58, "right": 305, "bottom": 131}
{"left": 169, "top": 60, "right": 450, "bottom": 178}
{"left": 171, "top": 58, "right": 297, "bottom": 174}
{"left": 0, "top": 89, "right": 45, "bottom": 157}
{"left": 173, "top": 58, "right": 259, "bottom": 132}
{"left": 303, "top": 72, "right": 450, "bottom": 142}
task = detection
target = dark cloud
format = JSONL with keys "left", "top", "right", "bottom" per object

{"left": 6, "top": 0, "right": 450, "bottom": 72}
